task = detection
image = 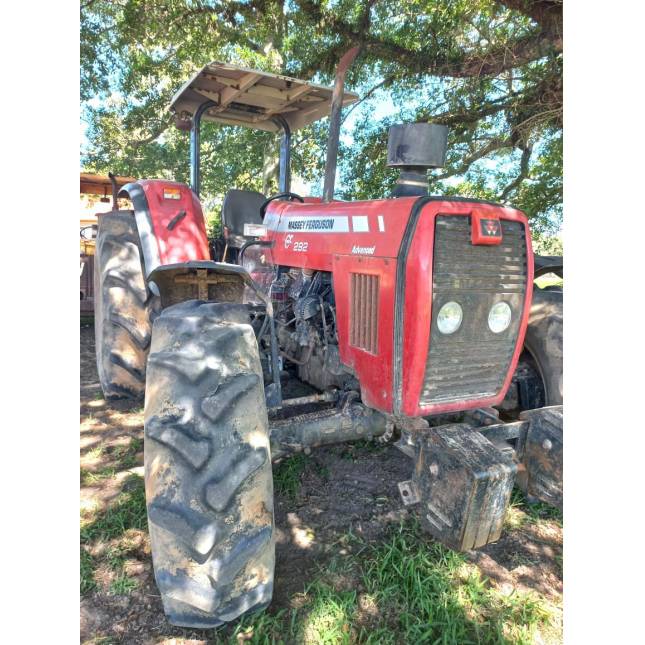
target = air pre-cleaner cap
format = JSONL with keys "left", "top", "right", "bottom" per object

{"left": 386, "top": 123, "right": 449, "bottom": 169}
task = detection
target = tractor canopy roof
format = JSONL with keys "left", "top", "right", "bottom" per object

{"left": 170, "top": 62, "right": 359, "bottom": 133}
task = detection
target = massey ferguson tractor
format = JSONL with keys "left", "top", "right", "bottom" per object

{"left": 94, "top": 53, "right": 563, "bottom": 628}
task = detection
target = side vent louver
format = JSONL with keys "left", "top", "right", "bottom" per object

{"left": 350, "top": 273, "right": 379, "bottom": 354}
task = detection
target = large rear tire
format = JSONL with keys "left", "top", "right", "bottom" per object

{"left": 94, "top": 211, "right": 157, "bottom": 400}
{"left": 498, "top": 288, "right": 563, "bottom": 415}
{"left": 524, "top": 288, "right": 563, "bottom": 405}
{"left": 144, "top": 300, "right": 275, "bottom": 628}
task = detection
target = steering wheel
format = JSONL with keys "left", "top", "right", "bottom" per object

{"left": 259, "top": 192, "right": 304, "bottom": 219}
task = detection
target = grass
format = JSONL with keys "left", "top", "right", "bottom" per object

{"left": 506, "top": 488, "right": 563, "bottom": 531}
{"left": 80, "top": 548, "right": 98, "bottom": 595}
{"left": 81, "top": 466, "right": 117, "bottom": 485}
{"left": 315, "top": 462, "right": 331, "bottom": 480}
{"left": 273, "top": 451, "right": 335, "bottom": 498}
{"left": 79, "top": 484, "right": 560, "bottom": 639}
{"left": 534, "top": 276, "right": 563, "bottom": 290}
{"left": 273, "top": 453, "right": 308, "bottom": 499}
{"left": 111, "top": 437, "right": 143, "bottom": 469}
{"left": 80, "top": 473, "right": 147, "bottom": 596}
{"left": 339, "top": 438, "right": 387, "bottom": 462}
{"left": 109, "top": 571, "right": 139, "bottom": 595}
{"left": 79, "top": 450, "right": 561, "bottom": 640}
{"left": 79, "top": 426, "right": 561, "bottom": 639}
{"left": 80, "top": 437, "right": 143, "bottom": 486}
{"left": 81, "top": 474, "right": 147, "bottom": 542}
{"left": 223, "top": 519, "right": 555, "bottom": 644}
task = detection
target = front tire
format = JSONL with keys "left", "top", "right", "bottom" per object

{"left": 144, "top": 300, "right": 275, "bottom": 628}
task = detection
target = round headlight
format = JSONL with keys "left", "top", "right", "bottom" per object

{"left": 488, "top": 301, "right": 512, "bottom": 333}
{"left": 437, "top": 301, "right": 463, "bottom": 334}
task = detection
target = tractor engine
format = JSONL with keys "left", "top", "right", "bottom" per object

{"left": 268, "top": 268, "right": 356, "bottom": 392}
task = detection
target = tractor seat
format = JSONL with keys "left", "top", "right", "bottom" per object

{"left": 222, "top": 189, "right": 266, "bottom": 248}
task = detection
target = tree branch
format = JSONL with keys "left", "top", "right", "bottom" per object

{"left": 295, "top": 0, "right": 561, "bottom": 80}
{"left": 341, "top": 75, "right": 395, "bottom": 123}
{"left": 496, "top": 0, "right": 562, "bottom": 38}
{"left": 430, "top": 33, "right": 561, "bottom": 78}
{"left": 435, "top": 137, "right": 513, "bottom": 180}
{"left": 170, "top": 3, "right": 265, "bottom": 53}
{"left": 130, "top": 115, "right": 173, "bottom": 148}
{"left": 499, "top": 143, "right": 532, "bottom": 200}
{"left": 428, "top": 91, "right": 524, "bottom": 127}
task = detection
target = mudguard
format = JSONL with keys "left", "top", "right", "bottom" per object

{"left": 118, "top": 180, "right": 210, "bottom": 276}
{"left": 147, "top": 260, "right": 272, "bottom": 311}
{"left": 534, "top": 255, "right": 563, "bottom": 279}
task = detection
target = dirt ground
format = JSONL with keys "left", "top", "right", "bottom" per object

{"left": 80, "top": 322, "right": 562, "bottom": 644}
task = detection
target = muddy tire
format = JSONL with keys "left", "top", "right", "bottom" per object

{"left": 524, "top": 288, "right": 563, "bottom": 405}
{"left": 94, "top": 211, "right": 158, "bottom": 400}
{"left": 144, "top": 300, "right": 274, "bottom": 628}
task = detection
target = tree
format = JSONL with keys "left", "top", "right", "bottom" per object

{"left": 81, "top": 0, "right": 562, "bottom": 237}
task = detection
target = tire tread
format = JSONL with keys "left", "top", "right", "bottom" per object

{"left": 94, "top": 211, "right": 157, "bottom": 399}
{"left": 144, "top": 301, "right": 274, "bottom": 628}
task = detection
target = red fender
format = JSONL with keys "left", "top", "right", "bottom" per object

{"left": 118, "top": 180, "right": 210, "bottom": 276}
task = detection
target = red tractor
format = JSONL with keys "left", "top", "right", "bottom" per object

{"left": 94, "top": 55, "right": 562, "bottom": 628}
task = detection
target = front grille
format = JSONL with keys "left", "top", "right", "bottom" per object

{"left": 350, "top": 272, "right": 379, "bottom": 354}
{"left": 419, "top": 215, "right": 527, "bottom": 406}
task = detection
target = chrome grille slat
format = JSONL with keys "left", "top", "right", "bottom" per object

{"left": 426, "top": 360, "right": 514, "bottom": 371}
{"left": 419, "top": 215, "right": 527, "bottom": 407}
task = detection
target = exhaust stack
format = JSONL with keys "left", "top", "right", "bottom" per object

{"left": 322, "top": 46, "right": 361, "bottom": 202}
{"left": 387, "top": 123, "right": 449, "bottom": 197}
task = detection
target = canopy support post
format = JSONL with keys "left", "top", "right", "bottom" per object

{"left": 272, "top": 115, "right": 291, "bottom": 193}
{"left": 190, "top": 100, "right": 216, "bottom": 197}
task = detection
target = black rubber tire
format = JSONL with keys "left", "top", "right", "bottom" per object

{"left": 144, "top": 300, "right": 275, "bottom": 628}
{"left": 524, "top": 288, "right": 563, "bottom": 405}
{"left": 94, "top": 211, "right": 157, "bottom": 400}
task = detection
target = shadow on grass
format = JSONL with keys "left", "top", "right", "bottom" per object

{"left": 81, "top": 474, "right": 148, "bottom": 596}
{"left": 509, "top": 488, "right": 562, "bottom": 526}
{"left": 81, "top": 474, "right": 147, "bottom": 543}
{"left": 79, "top": 462, "right": 559, "bottom": 643}
{"left": 80, "top": 436, "right": 143, "bottom": 486}
{"left": 219, "top": 519, "right": 553, "bottom": 645}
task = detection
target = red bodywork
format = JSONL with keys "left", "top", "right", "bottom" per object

{"left": 138, "top": 179, "right": 533, "bottom": 418}
{"left": 137, "top": 180, "right": 210, "bottom": 266}
{"left": 263, "top": 198, "right": 534, "bottom": 416}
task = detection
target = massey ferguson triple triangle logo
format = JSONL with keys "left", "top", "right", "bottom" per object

{"left": 480, "top": 218, "right": 501, "bottom": 237}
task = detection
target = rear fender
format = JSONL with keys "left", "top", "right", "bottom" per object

{"left": 534, "top": 255, "right": 563, "bottom": 279}
{"left": 118, "top": 180, "right": 210, "bottom": 277}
